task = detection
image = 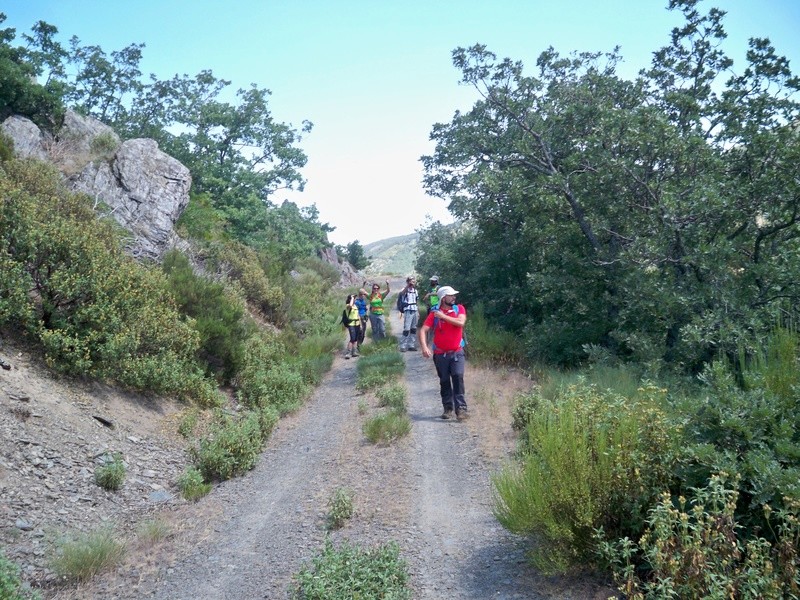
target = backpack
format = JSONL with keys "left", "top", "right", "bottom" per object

{"left": 433, "top": 304, "right": 467, "bottom": 349}
{"left": 396, "top": 291, "right": 408, "bottom": 313}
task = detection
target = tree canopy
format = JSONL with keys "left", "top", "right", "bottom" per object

{"left": 1, "top": 13, "right": 331, "bottom": 270}
{"left": 418, "top": 0, "right": 800, "bottom": 371}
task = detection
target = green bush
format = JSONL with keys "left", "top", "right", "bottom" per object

{"left": 0, "top": 131, "right": 14, "bottom": 163}
{"left": 599, "top": 474, "right": 800, "bottom": 599}
{"left": 207, "top": 240, "right": 285, "bottom": 317}
{"left": 0, "top": 550, "right": 40, "bottom": 600}
{"left": 492, "top": 382, "right": 678, "bottom": 572}
{"left": 193, "top": 411, "right": 263, "bottom": 481}
{"left": 292, "top": 538, "right": 411, "bottom": 600}
{"left": 326, "top": 487, "right": 354, "bottom": 530}
{"left": 89, "top": 132, "right": 119, "bottom": 160}
{"left": 0, "top": 161, "right": 215, "bottom": 402}
{"left": 680, "top": 328, "right": 800, "bottom": 534}
{"left": 50, "top": 527, "right": 125, "bottom": 582}
{"left": 376, "top": 384, "right": 406, "bottom": 411}
{"left": 510, "top": 391, "right": 540, "bottom": 431}
{"left": 256, "top": 404, "right": 280, "bottom": 440}
{"left": 162, "top": 249, "right": 249, "bottom": 383}
{"left": 363, "top": 411, "right": 412, "bottom": 445}
{"left": 94, "top": 453, "right": 126, "bottom": 491}
{"left": 177, "top": 408, "right": 199, "bottom": 438}
{"left": 176, "top": 192, "right": 227, "bottom": 242}
{"left": 236, "top": 338, "right": 309, "bottom": 415}
{"left": 177, "top": 467, "right": 212, "bottom": 501}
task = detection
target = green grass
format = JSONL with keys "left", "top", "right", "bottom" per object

{"left": 460, "top": 303, "right": 525, "bottom": 365}
{"left": 375, "top": 383, "right": 406, "bottom": 411}
{"left": 135, "top": 518, "right": 171, "bottom": 545}
{"left": 537, "top": 363, "right": 645, "bottom": 402}
{"left": 363, "top": 410, "right": 412, "bottom": 445}
{"left": 292, "top": 538, "right": 411, "bottom": 599}
{"left": 50, "top": 527, "right": 125, "bottom": 582}
{"left": 355, "top": 348, "right": 405, "bottom": 391}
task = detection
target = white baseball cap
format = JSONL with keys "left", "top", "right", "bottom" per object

{"left": 436, "top": 285, "right": 459, "bottom": 297}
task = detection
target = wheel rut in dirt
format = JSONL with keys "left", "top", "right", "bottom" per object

{"left": 80, "top": 326, "right": 609, "bottom": 599}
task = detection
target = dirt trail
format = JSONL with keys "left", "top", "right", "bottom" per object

{"left": 56, "top": 318, "right": 611, "bottom": 599}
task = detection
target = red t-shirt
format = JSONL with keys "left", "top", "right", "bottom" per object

{"left": 424, "top": 305, "right": 466, "bottom": 353}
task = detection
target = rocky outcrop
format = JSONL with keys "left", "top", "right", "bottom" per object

{"left": 1, "top": 111, "right": 189, "bottom": 261}
{"left": 0, "top": 115, "right": 48, "bottom": 161}
{"left": 319, "top": 246, "right": 362, "bottom": 286}
{"left": 70, "top": 139, "right": 191, "bottom": 260}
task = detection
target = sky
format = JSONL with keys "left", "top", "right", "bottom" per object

{"left": 4, "top": 1, "right": 800, "bottom": 246}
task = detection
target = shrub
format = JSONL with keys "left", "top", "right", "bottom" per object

{"left": 281, "top": 266, "right": 343, "bottom": 337}
{"left": 680, "top": 328, "right": 800, "bottom": 535}
{"left": 207, "top": 240, "right": 285, "bottom": 316}
{"left": 0, "top": 161, "right": 214, "bottom": 402}
{"left": 510, "top": 391, "right": 540, "bottom": 431}
{"left": 94, "top": 453, "right": 125, "bottom": 491}
{"left": 177, "top": 408, "right": 199, "bottom": 438}
{"left": 0, "top": 131, "right": 14, "bottom": 163}
{"left": 492, "top": 382, "right": 678, "bottom": 572}
{"left": 363, "top": 411, "right": 412, "bottom": 445}
{"left": 50, "top": 527, "right": 125, "bottom": 582}
{"left": 599, "top": 474, "right": 800, "bottom": 599}
{"left": 193, "top": 411, "right": 263, "bottom": 481}
{"left": 292, "top": 539, "right": 411, "bottom": 600}
{"left": 89, "top": 132, "right": 119, "bottom": 160}
{"left": 177, "top": 467, "right": 212, "bottom": 502}
{"left": 135, "top": 518, "right": 171, "bottom": 545}
{"left": 461, "top": 303, "right": 525, "bottom": 365}
{"left": 326, "top": 487, "right": 354, "bottom": 530}
{"left": 256, "top": 405, "right": 280, "bottom": 441}
{"left": 376, "top": 384, "right": 406, "bottom": 411}
{"left": 235, "top": 331, "right": 309, "bottom": 414}
{"left": 162, "top": 249, "right": 249, "bottom": 383}
{"left": 0, "top": 550, "right": 40, "bottom": 600}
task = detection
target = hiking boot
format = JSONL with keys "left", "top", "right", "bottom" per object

{"left": 441, "top": 409, "right": 454, "bottom": 420}
{"left": 456, "top": 409, "right": 469, "bottom": 421}
{"left": 400, "top": 346, "right": 407, "bottom": 352}
{"left": 408, "top": 346, "right": 417, "bottom": 351}
{"left": 344, "top": 351, "right": 351, "bottom": 359}
{"left": 351, "top": 349, "right": 359, "bottom": 357}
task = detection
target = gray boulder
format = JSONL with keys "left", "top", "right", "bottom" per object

{"left": 0, "top": 115, "right": 48, "bottom": 160}
{"left": 70, "top": 139, "right": 191, "bottom": 260}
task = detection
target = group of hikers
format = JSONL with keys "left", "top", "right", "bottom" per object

{"left": 342, "top": 274, "right": 469, "bottom": 421}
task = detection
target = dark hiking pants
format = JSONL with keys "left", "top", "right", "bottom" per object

{"left": 432, "top": 350, "right": 466, "bottom": 412}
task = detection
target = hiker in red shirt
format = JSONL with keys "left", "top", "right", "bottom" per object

{"left": 418, "top": 285, "right": 468, "bottom": 421}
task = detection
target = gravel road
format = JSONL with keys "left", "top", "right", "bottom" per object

{"left": 108, "top": 328, "right": 609, "bottom": 599}
{"left": 44, "top": 322, "right": 612, "bottom": 599}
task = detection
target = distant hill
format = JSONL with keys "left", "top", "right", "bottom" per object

{"left": 363, "top": 233, "right": 418, "bottom": 277}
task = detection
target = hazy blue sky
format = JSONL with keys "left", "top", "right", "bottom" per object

{"left": 4, "top": 1, "right": 800, "bottom": 245}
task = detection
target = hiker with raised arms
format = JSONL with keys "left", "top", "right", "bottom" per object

{"left": 418, "top": 285, "right": 468, "bottom": 421}
{"left": 368, "top": 280, "right": 390, "bottom": 341}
